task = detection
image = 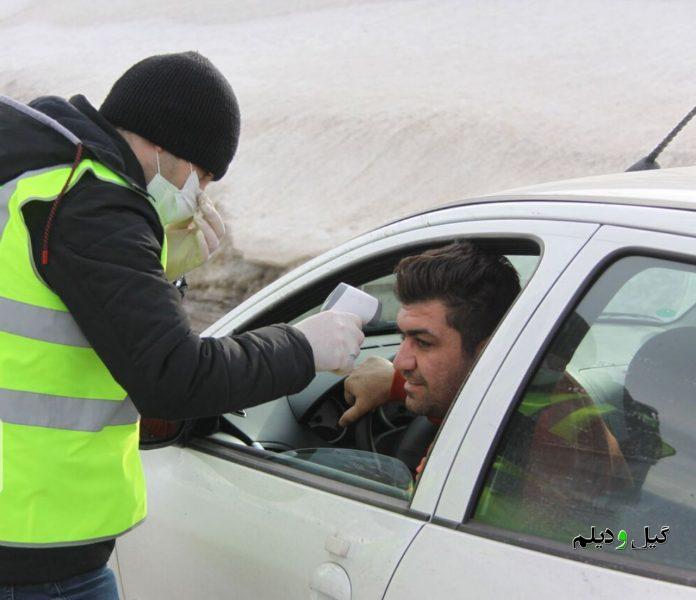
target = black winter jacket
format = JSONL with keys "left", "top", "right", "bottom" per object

{"left": 0, "top": 95, "right": 315, "bottom": 584}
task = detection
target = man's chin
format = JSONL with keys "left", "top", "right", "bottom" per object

{"left": 404, "top": 393, "right": 429, "bottom": 416}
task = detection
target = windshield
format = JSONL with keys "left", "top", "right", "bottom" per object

{"left": 602, "top": 265, "right": 696, "bottom": 322}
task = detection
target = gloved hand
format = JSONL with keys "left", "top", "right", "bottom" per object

{"left": 164, "top": 193, "right": 226, "bottom": 281}
{"left": 339, "top": 356, "right": 396, "bottom": 427}
{"left": 294, "top": 311, "right": 365, "bottom": 374}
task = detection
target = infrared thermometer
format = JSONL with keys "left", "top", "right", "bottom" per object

{"left": 322, "top": 283, "right": 382, "bottom": 327}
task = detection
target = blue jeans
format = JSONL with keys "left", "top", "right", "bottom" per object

{"left": 0, "top": 566, "right": 119, "bottom": 600}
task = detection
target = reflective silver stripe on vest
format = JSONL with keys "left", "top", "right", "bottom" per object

{"left": 0, "top": 297, "right": 89, "bottom": 347}
{"left": 0, "top": 389, "right": 139, "bottom": 432}
{"left": 0, "top": 164, "right": 72, "bottom": 238}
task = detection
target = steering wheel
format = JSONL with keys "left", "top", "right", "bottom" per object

{"left": 353, "top": 410, "right": 377, "bottom": 453}
{"left": 353, "top": 408, "right": 439, "bottom": 472}
{"left": 346, "top": 378, "right": 438, "bottom": 472}
{"left": 350, "top": 381, "right": 413, "bottom": 453}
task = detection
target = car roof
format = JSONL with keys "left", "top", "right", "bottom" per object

{"left": 437, "top": 165, "right": 696, "bottom": 213}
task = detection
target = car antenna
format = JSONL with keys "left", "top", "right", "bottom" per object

{"left": 626, "top": 105, "right": 696, "bottom": 171}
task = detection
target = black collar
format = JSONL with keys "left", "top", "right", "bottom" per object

{"left": 69, "top": 95, "right": 147, "bottom": 190}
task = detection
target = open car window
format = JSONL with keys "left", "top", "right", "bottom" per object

{"left": 199, "top": 239, "right": 540, "bottom": 503}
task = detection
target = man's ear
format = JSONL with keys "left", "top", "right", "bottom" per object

{"left": 474, "top": 336, "right": 490, "bottom": 358}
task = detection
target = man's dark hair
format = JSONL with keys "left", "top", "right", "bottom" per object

{"left": 394, "top": 241, "right": 521, "bottom": 354}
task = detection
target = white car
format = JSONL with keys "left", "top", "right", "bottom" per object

{"left": 113, "top": 167, "right": 696, "bottom": 599}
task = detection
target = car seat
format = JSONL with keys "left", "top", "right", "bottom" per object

{"left": 618, "top": 326, "right": 688, "bottom": 502}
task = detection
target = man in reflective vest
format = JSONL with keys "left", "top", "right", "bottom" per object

{"left": 0, "top": 52, "right": 363, "bottom": 596}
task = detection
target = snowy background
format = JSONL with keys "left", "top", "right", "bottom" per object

{"left": 3, "top": 0, "right": 696, "bottom": 329}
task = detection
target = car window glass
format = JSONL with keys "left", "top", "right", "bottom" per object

{"left": 473, "top": 255, "right": 696, "bottom": 573}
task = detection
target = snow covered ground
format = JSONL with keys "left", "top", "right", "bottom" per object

{"left": 3, "top": 0, "right": 696, "bottom": 326}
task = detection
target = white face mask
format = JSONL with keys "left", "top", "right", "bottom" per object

{"left": 147, "top": 151, "right": 201, "bottom": 226}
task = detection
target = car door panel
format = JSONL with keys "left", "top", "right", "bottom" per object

{"left": 384, "top": 525, "right": 695, "bottom": 599}
{"left": 117, "top": 447, "right": 425, "bottom": 599}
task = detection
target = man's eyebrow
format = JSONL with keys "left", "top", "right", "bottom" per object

{"left": 398, "top": 327, "right": 436, "bottom": 337}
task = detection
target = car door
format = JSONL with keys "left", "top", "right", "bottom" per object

{"left": 385, "top": 223, "right": 696, "bottom": 598}
{"left": 116, "top": 211, "right": 597, "bottom": 600}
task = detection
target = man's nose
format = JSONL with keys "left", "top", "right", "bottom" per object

{"left": 393, "top": 341, "right": 416, "bottom": 372}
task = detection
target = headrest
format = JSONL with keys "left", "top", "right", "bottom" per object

{"left": 625, "top": 326, "right": 696, "bottom": 408}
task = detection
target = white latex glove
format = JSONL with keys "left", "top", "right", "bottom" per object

{"left": 164, "top": 194, "right": 226, "bottom": 281}
{"left": 294, "top": 311, "right": 365, "bottom": 374}
{"left": 339, "top": 356, "right": 396, "bottom": 427}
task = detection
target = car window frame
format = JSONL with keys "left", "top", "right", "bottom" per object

{"left": 189, "top": 218, "right": 597, "bottom": 519}
{"left": 434, "top": 223, "right": 696, "bottom": 588}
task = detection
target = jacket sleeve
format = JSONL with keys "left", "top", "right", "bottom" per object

{"left": 29, "top": 175, "right": 316, "bottom": 420}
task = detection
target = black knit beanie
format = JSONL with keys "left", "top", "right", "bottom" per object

{"left": 100, "top": 51, "right": 240, "bottom": 181}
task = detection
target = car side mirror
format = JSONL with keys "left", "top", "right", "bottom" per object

{"left": 139, "top": 418, "right": 185, "bottom": 449}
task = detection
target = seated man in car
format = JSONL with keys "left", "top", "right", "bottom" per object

{"left": 339, "top": 241, "right": 631, "bottom": 494}
{"left": 339, "top": 240, "right": 521, "bottom": 475}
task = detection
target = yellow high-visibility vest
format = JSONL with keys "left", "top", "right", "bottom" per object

{"left": 0, "top": 149, "right": 166, "bottom": 546}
